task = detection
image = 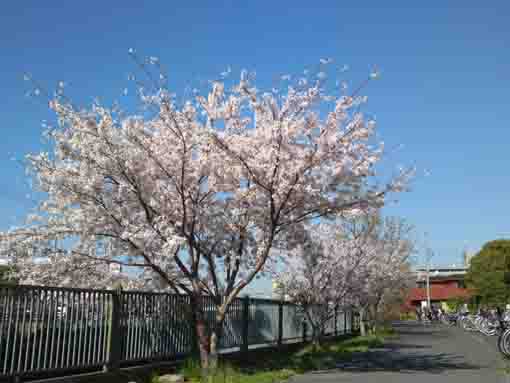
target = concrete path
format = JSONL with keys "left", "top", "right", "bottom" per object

{"left": 291, "top": 321, "right": 509, "bottom": 383}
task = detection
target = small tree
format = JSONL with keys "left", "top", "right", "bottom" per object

{"left": 1, "top": 56, "right": 410, "bottom": 373}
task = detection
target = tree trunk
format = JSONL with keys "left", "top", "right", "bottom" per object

{"left": 208, "top": 321, "right": 222, "bottom": 374}
{"left": 359, "top": 308, "right": 366, "bottom": 336}
{"left": 368, "top": 304, "right": 377, "bottom": 334}
{"left": 195, "top": 317, "right": 210, "bottom": 377}
{"left": 194, "top": 309, "right": 225, "bottom": 380}
{"left": 311, "top": 325, "right": 322, "bottom": 349}
{"left": 372, "top": 299, "right": 383, "bottom": 334}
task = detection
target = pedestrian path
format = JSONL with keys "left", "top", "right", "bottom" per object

{"left": 291, "top": 321, "right": 509, "bottom": 383}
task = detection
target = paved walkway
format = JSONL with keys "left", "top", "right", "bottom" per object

{"left": 291, "top": 321, "right": 509, "bottom": 383}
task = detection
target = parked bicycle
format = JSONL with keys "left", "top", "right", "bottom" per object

{"left": 448, "top": 305, "right": 510, "bottom": 357}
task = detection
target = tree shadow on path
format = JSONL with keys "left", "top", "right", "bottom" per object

{"left": 314, "top": 323, "right": 485, "bottom": 375}
{"left": 331, "top": 349, "right": 480, "bottom": 374}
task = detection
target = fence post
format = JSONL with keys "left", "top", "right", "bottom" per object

{"left": 277, "top": 300, "right": 283, "bottom": 347}
{"left": 344, "top": 311, "right": 347, "bottom": 334}
{"left": 302, "top": 320, "right": 307, "bottom": 343}
{"left": 104, "top": 290, "right": 122, "bottom": 372}
{"left": 240, "top": 296, "right": 250, "bottom": 355}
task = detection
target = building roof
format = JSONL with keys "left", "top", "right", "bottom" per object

{"left": 407, "top": 285, "right": 472, "bottom": 302}
{"left": 414, "top": 267, "right": 467, "bottom": 281}
{"left": 415, "top": 267, "right": 467, "bottom": 272}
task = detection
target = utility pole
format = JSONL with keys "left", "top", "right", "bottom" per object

{"left": 426, "top": 248, "right": 433, "bottom": 309}
{"left": 423, "top": 232, "right": 434, "bottom": 309}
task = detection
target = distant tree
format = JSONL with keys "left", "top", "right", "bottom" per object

{"left": 465, "top": 239, "right": 510, "bottom": 307}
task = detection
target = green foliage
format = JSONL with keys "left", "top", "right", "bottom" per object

{"left": 445, "top": 297, "right": 469, "bottom": 312}
{"left": 374, "top": 325, "right": 396, "bottom": 337}
{"left": 400, "top": 312, "right": 417, "bottom": 320}
{"left": 178, "top": 357, "right": 287, "bottom": 383}
{"left": 465, "top": 239, "right": 510, "bottom": 307}
{"left": 0, "top": 265, "right": 9, "bottom": 281}
{"left": 179, "top": 358, "right": 202, "bottom": 382}
{"left": 149, "top": 371, "right": 161, "bottom": 383}
{"left": 0, "top": 264, "right": 16, "bottom": 285}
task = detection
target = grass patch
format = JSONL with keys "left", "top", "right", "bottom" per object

{"left": 372, "top": 325, "right": 397, "bottom": 338}
{"left": 178, "top": 358, "right": 295, "bottom": 383}
{"left": 176, "top": 332, "right": 390, "bottom": 382}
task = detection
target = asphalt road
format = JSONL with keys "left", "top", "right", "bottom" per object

{"left": 291, "top": 321, "right": 509, "bottom": 383}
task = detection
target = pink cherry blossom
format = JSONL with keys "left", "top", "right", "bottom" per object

{"left": 0, "top": 63, "right": 410, "bottom": 369}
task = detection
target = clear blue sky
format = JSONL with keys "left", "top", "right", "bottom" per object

{"left": 1, "top": 2, "right": 509, "bottom": 276}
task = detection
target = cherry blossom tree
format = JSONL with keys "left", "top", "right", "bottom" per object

{"left": 278, "top": 215, "right": 414, "bottom": 339}
{"left": 0, "top": 55, "right": 411, "bottom": 371}
{"left": 350, "top": 217, "right": 414, "bottom": 335}
{"left": 275, "top": 215, "right": 379, "bottom": 346}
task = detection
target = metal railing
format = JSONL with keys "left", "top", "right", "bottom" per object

{"left": 0, "top": 284, "right": 356, "bottom": 380}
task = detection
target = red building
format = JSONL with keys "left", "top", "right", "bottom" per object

{"left": 405, "top": 267, "right": 472, "bottom": 311}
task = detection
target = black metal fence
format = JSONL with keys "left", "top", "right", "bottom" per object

{"left": 0, "top": 284, "right": 357, "bottom": 380}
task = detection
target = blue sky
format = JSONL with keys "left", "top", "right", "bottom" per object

{"left": 1, "top": 2, "right": 509, "bottom": 285}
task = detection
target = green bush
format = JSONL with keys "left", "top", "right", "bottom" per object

{"left": 400, "top": 312, "right": 417, "bottom": 320}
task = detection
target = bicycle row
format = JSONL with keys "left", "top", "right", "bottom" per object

{"left": 421, "top": 306, "right": 510, "bottom": 357}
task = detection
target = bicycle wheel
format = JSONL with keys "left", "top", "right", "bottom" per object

{"left": 504, "top": 331, "right": 510, "bottom": 356}
{"left": 499, "top": 329, "right": 510, "bottom": 356}
{"left": 480, "top": 319, "right": 494, "bottom": 336}
{"left": 499, "top": 330, "right": 508, "bottom": 356}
